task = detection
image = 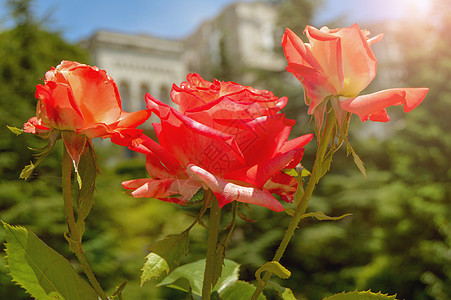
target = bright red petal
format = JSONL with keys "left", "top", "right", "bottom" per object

{"left": 146, "top": 94, "right": 245, "bottom": 174}
{"left": 187, "top": 164, "right": 284, "bottom": 212}
{"left": 223, "top": 148, "right": 304, "bottom": 188}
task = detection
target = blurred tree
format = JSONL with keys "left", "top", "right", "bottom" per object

{"left": 0, "top": 0, "right": 88, "bottom": 178}
{"left": 275, "top": 0, "right": 451, "bottom": 299}
{"left": 0, "top": 0, "right": 88, "bottom": 298}
{"left": 276, "top": 0, "right": 323, "bottom": 35}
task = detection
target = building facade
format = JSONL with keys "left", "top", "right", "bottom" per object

{"left": 83, "top": 1, "right": 283, "bottom": 115}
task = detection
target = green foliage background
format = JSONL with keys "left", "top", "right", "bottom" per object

{"left": 1, "top": 0, "right": 450, "bottom": 299}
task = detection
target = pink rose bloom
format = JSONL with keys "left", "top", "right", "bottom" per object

{"left": 24, "top": 61, "right": 150, "bottom": 165}
{"left": 123, "top": 74, "right": 313, "bottom": 212}
{"left": 282, "top": 24, "right": 429, "bottom": 125}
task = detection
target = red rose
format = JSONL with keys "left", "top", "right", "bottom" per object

{"left": 123, "top": 74, "right": 312, "bottom": 212}
{"left": 24, "top": 61, "right": 150, "bottom": 166}
{"left": 282, "top": 24, "right": 428, "bottom": 125}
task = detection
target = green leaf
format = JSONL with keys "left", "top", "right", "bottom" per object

{"left": 323, "top": 290, "right": 398, "bottom": 300}
{"left": 267, "top": 281, "right": 297, "bottom": 300}
{"left": 141, "top": 253, "right": 170, "bottom": 286}
{"left": 220, "top": 280, "right": 266, "bottom": 300}
{"left": 141, "top": 230, "right": 190, "bottom": 285}
{"left": 2, "top": 222, "right": 97, "bottom": 300}
{"left": 158, "top": 258, "right": 239, "bottom": 297}
{"left": 301, "top": 211, "right": 352, "bottom": 222}
{"left": 7, "top": 125, "right": 24, "bottom": 136}
{"left": 255, "top": 261, "right": 291, "bottom": 285}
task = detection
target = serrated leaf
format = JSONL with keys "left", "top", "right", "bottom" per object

{"left": 2, "top": 222, "right": 97, "bottom": 300}
{"left": 141, "top": 253, "right": 170, "bottom": 286}
{"left": 323, "top": 290, "right": 398, "bottom": 300}
{"left": 158, "top": 259, "right": 239, "bottom": 297}
{"left": 7, "top": 125, "right": 24, "bottom": 136}
{"left": 301, "top": 211, "right": 352, "bottom": 222}
{"left": 220, "top": 280, "right": 266, "bottom": 300}
{"left": 141, "top": 230, "right": 190, "bottom": 285}
{"left": 255, "top": 261, "right": 291, "bottom": 285}
{"left": 267, "top": 281, "right": 297, "bottom": 300}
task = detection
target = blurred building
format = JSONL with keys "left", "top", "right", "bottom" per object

{"left": 82, "top": 31, "right": 185, "bottom": 113}
{"left": 82, "top": 1, "right": 282, "bottom": 114}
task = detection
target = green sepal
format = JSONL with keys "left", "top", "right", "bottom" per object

{"left": 301, "top": 211, "right": 352, "bottom": 222}
{"left": 111, "top": 280, "right": 127, "bottom": 297}
{"left": 345, "top": 139, "right": 367, "bottom": 177}
{"left": 2, "top": 222, "right": 97, "bottom": 300}
{"left": 237, "top": 204, "right": 256, "bottom": 222}
{"left": 20, "top": 129, "right": 60, "bottom": 180}
{"left": 7, "top": 125, "right": 24, "bottom": 136}
{"left": 255, "top": 261, "right": 291, "bottom": 285}
{"left": 74, "top": 141, "right": 99, "bottom": 238}
{"left": 64, "top": 231, "right": 80, "bottom": 253}
{"left": 284, "top": 208, "right": 295, "bottom": 216}
{"left": 323, "top": 290, "right": 398, "bottom": 300}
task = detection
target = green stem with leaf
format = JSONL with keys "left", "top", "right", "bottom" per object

{"left": 62, "top": 146, "right": 108, "bottom": 300}
{"left": 251, "top": 109, "right": 337, "bottom": 299}
{"left": 202, "top": 191, "right": 221, "bottom": 300}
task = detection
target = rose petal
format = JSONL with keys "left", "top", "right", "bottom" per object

{"left": 331, "top": 24, "right": 378, "bottom": 97}
{"left": 224, "top": 148, "right": 304, "bottom": 188}
{"left": 340, "top": 88, "right": 429, "bottom": 122}
{"left": 35, "top": 82, "right": 84, "bottom": 130}
{"left": 61, "top": 63, "right": 122, "bottom": 125}
{"left": 117, "top": 109, "right": 151, "bottom": 128}
{"left": 264, "top": 172, "right": 298, "bottom": 203}
{"left": 305, "top": 25, "right": 344, "bottom": 92}
{"left": 146, "top": 93, "right": 245, "bottom": 173}
{"left": 187, "top": 164, "right": 284, "bottom": 212}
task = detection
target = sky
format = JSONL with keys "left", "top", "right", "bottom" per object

{"left": 0, "top": 0, "right": 432, "bottom": 42}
